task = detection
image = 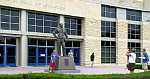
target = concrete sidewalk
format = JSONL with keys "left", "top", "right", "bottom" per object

{"left": 0, "top": 66, "right": 144, "bottom": 75}
{"left": 65, "top": 66, "right": 144, "bottom": 75}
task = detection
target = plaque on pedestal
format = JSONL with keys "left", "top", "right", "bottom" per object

{"left": 57, "top": 56, "right": 75, "bottom": 70}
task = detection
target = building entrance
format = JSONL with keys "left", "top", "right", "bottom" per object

{"left": 28, "top": 38, "right": 55, "bottom": 66}
{"left": 65, "top": 48, "right": 80, "bottom": 65}
{"left": 0, "top": 37, "right": 16, "bottom": 67}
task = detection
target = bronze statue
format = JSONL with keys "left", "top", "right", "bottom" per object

{"left": 53, "top": 23, "right": 68, "bottom": 56}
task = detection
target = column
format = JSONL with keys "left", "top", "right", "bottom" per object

{"left": 80, "top": 3, "right": 101, "bottom": 66}
{"left": 16, "top": 38, "right": 20, "bottom": 66}
{"left": 116, "top": 8, "right": 128, "bottom": 65}
{"left": 80, "top": 18, "right": 101, "bottom": 66}
{"left": 141, "top": 12, "right": 150, "bottom": 64}
{"left": 60, "top": 15, "right": 64, "bottom": 24}
{"left": 20, "top": 10, "right": 28, "bottom": 66}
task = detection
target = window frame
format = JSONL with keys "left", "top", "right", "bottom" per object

{"left": 28, "top": 11, "right": 59, "bottom": 33}
{"left": 0, "top": 7, "right": 20, "bottom": 31}
{"left": 101, "top": 41, "right": 116, "bottom": 64}
{"left": 101, "top": 5, "right": 116, "bottom": 18}
{"left": 64, "top": 16, "right": 82, "bottom": 36}
{"left": 128, "top": 24, "right": 141, "bottom": 39}
{"left": 101, "top": 21, "right": 116, "bottom": 38}
{"left": 126, "top": 9, "right": 142, "bottom": 21}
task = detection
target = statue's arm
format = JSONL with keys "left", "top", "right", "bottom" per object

{"left": 52, "top": 29, "right": 58, "bottom": 38}
{"left": 64, "top": 32, "right": 68, "bottom": 39}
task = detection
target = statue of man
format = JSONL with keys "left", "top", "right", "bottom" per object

{"left": 53, "top": 23, "right": 68, "bottom": 56}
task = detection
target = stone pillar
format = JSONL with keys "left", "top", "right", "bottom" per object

{"left": 141, "top": 12, "right": 150, "bottom": 64}
{"left": 16, "top": 38, "right": 20, "bottom": 66}
{"left": 80, "top": 18, "right": 101, "bottom": 66}
{"left": 141, "top": 22, "right": 150, "bottom": 64}
{"left": 20, "top": 10, "right": 28, "bottom": 66}
{"left": 116, "top": 8, "right": 128, "bottom": 65}
{"left": 80, "top": 3, "right": 101, "bottom": 66}
{"left": 60, "top": 15, "right": 64, "bottom": 24}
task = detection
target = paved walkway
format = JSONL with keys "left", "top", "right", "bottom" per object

{"left": 0, "top": 66, "right": 144, "bottom": 75}
{"left": 66, "top": 66, "right": 144, "bottom": 75}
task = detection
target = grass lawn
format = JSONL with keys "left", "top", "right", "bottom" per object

{"left": 0, "top": 71, "right": 150, "bottom": 79}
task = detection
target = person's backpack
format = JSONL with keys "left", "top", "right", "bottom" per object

{"left": 147, "top": 56, "right": 149, "bottom": 61}
{"left": 146, "top": 53, "right": 149, "bottom": 61}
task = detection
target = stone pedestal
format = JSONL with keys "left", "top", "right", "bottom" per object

{"left": 57, "top": 56, "right": 75, "bottom": 70}
{"left": 54, "top": 70, "right": 80, "bottom": 73}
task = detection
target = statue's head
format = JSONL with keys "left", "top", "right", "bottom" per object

{"left": 53, "top": 49, "right": 57, "bottom": 53}
{"left": 70, "top": 49, "right": 73, "bottom": 52}
{"left": 58, "top": 23, "right": 63, "bottom": 28}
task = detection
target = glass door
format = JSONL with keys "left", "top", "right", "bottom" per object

{"left": 0, "top": 46, "right": 4, "bottom": 66}
{"left": 74, "top": 48, "right": 80, "bottom": 65}
{"left": 38, "top": 47, "right": 46, "bottom": 65}
{"left": 64, "top": 48, "right": 80, "bottom": 65}
{"left": 6, "top": 46, "right": 16, "bottom": 66}
{"left": 28, "top": 46, "right": 37, "bottom": 66}
{"left": 65, "top": 48, "right": 72, "bottom": 56}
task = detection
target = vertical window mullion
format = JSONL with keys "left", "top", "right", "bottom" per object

{"left": 19, "top": 10, "right": 20, "bottom": 30}
{"left": 69, "top": 18, "right": 71, "bottom": 35}
{"left": 75, "top": 19, "right": 77, "bottom": 35}
{"left": 0, "top": 8, "right": 2, "bottom": 29}
{"left": 35, "top": 13, "right": 37, "bottom": 32}
{"left": 9, "top": 9, "right": 11, "bottom": 30}
{"left": 42, "top": 15, "right": 44, "bottom": 33}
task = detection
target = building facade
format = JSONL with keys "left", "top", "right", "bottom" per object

{"left": 0, "top": 0, "right": 150, "bottom": 67}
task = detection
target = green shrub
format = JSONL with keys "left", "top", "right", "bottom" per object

{"left": 127, "top": 64, "right": 150, "bottom": 70}
{"left": 135, "top": 64, "right": 142, "bottom": 69}
{"left": 136, "top": 64, "right": 150, "bottom": 70}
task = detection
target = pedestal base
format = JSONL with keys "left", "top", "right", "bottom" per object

{"left": 57, "top": 56, "right": 75, "bottom": 70}
{"left": 54, "top": 69, "right": 80, "bottom": 73}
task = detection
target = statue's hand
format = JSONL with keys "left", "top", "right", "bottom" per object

{"left": 64, "top": 32, "right": 68, "bottom": 39}
{"left": 66, "top": 35, "right": 68, "bottom": 39}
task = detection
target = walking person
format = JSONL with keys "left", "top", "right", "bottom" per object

{"left": 126, "top": 48, "right": 136, "bottom": 73}
{"left": 49, "top": 49, "right": 59, "bottom": 72}
{"left": 68, "top": 49, "right": 74, "bottom": 58}
{"left": 90, "top": 52, "right": 95, "bottom": 67}
{"left": 126, "top": 48, "right": 130, "bottom": 64}
{"left": 142, "top": 48, "right": 149, "bottom": 71}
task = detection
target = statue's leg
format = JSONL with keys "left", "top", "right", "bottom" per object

{"left": 62, "top": 40, "right": 66, "bottom": 56}
{"left": 57, "top": 40, "right": 61, "bottom": 56}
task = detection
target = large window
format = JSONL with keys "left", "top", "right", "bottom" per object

{"left": 28, "top": 12, "right": 59, "bottom": 33}
{"left": 126, "top": 9, "right": 142, "bottom": 21}
{"left": 28, "top": 38, "right": 55, "bottom": 66}
{"left": 64, "top": 16, "right": 82, "bottom": 35}
{"left": 65, "top": 41, "right": 80, "bottom": 65}
{"left": 65, "top": 41, "right": 80, "bottom": 47}
{"left": 101, "top": 5, "right": 116, "bottom": 18}
{"left": 101, "top": 5, "right": 116, "bottom": 64}
{"left": 128, "top": 42, "right": 141, "bottom": 63}
{"left": 128, "top": 24, "right": 140, "bottom": 39}
{"left": 0, "top": 8, "right": 20, "bottom": 30}
{"left": 101, "top": 21, "right": 116, "bottom": 38}
{"left": 0, "top": 36, "right": 16, "bottom": 66}
{"left": 101, "top": 41, "right": 116, "bottom": 63}
{"left": 0, "top": 36, "right": 16, "bottom": 45}
{"left": 28, "top": 38, "right": 55, "bottom": 46}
